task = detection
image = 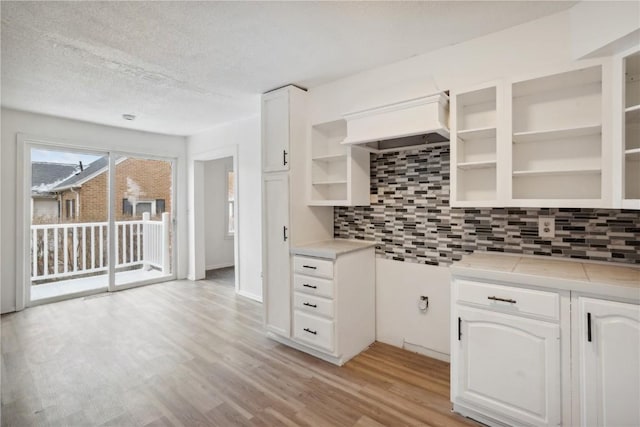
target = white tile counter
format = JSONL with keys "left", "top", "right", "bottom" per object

{"left": 290, "top": 239, "right": 376, "bottom": 260}
{"left": 451, "top": 252, "right": 640, "bottom": 301}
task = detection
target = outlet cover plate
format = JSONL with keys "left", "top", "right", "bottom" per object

{"left": 538, "top": 216, "right": 555, "bottom": 238}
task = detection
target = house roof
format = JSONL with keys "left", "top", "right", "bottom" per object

{"left": 52, "top": 156, "right": 108, "bottom": 191}
{"left": 31, "top": 162, "right": 78, "bottom": 194}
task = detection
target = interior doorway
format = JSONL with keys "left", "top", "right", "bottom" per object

{"left": 189, "top": 145, "right": 240, "bottom": 293}
{"left": 203, "top": 156, "right": 235, "bottom": 287}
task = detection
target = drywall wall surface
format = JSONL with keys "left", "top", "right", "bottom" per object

{"left": 376, "top": 258, "right": 451, "bottom": 361}
{"left": 187, "top": 115, "right": 262, "bottom": 301}
{"left": 308, "top": 9, "right": 577, "bottom": 124}
{"left": 204, "top": 157, "right": 235, "bottom": 270}
{"left": 570, "top": 1, "right": 640, "bottom": 59}
{"left": 0, "top": 108, "right": 188, "bottom": 314}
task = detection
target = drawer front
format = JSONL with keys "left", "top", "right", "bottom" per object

{"left": 293, "top": 256, "right": 334, "bottom": 279}
{"left": 293, "top": 310, "right": 334, "bottom": 352}
{"left": 456, "top": 279, "right": 559, "bottom": 321}
{"left": 294, "top": 292, "right": 334, "bottom": 318}
{"left": 293, "top": 274, "right": 334, "bottom": 299}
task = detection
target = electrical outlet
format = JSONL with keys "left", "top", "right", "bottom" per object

{"left": 538, "top": 216, "right": 555, "bottom": 238}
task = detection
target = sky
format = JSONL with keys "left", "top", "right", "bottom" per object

{"left": 31, "top": 148, "right": 101, "bottom": 165}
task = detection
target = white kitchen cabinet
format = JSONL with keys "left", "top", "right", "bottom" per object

{"left": 261, "top": 85, "right": 334, "bottom": 347}
{"left": 451, "top": 282, "right": 562, "bottom": 427}
{"left": 614, "top": 46, "right": 640, "bottom": 209}
{"left": 308, "top": 120, "right": 370, "bottom": 206}
{"left": 262, "top": 173, "right": 291, "bottom": 336}
{"left": 287, "top": 243, "right": 376, "bottom": 365}
{"left": 577, "top": 297, "right": 640, "bottom": 427}
{"left": 450, "top": 82, "right": 503, "bottom": 207}
{"left": 451, "top": 253, "right": 640, "bottom": 427}
{"left": 262, "top": 88, "right": 292, "bottom": 172}
{"left": 449, "top": 59, "right": 617, "bottom": 208}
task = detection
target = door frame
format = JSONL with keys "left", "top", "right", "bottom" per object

{"left": 188, "top": 145, "right": 240, "bottom": 294}
{"left": 17, "top": 134, "right": 178, "bottom": 309}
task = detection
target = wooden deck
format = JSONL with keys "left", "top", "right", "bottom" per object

{"left": 1, "top": 277, "right": 477, "bottom": 426}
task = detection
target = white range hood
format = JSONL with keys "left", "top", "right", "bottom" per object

{"left": 341, "top": 92, "right": 450, "bottom": 153}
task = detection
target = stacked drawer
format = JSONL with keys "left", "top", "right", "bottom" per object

{"left": 292, "top": 255, "right": 335, "bottom": 352}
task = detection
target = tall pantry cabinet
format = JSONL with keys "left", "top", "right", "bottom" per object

{"left": 261, "top": 85, "right": 333, "bottom": 337}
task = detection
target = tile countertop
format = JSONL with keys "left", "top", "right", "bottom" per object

{"left": 291, "top": 239, "right": 376, "bottom": 260}
{"left": 450, "top": 252, "right": 640, "bottom": 301}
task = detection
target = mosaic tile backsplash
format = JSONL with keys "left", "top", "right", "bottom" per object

{"left": 334, "top": 145, "right": 640, "bottom": 266}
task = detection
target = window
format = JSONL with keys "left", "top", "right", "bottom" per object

{"left": 65, "top": 199, "right": 75, "bottom": 219}
{"left": 136, "top": 202, "right": 152, "bottom": 215}
{"left": 226, "top": 170, "right": 234, "bottom": 236}
{"left": 156, "top": 199, "right": 165, "bottom": 215}
{"left": 122, "top": 199, "right": 133, "bottom": 216}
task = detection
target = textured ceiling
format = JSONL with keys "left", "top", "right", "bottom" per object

{"left": 1, "top": 1, "right": 576, "bottom": 136}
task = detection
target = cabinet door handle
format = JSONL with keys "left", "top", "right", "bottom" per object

{"left": 458, "top": 317, "right": 462, "bottom": 341}
{"left": 488, "top": 296, "right": 517, "bottom": 304}
{"left": 302, "top": 265, "right": 317, "bottom": 270}
{"left": 283, "top": 226, "right": 288, "bottom": 242}
{"left": 283, "top": 150, "right": 288, "bottom": 166}
{"left": 303, "top": 302, "right": 317, "bottom": 308}
{"left": 303, "top": 284, "right": 317, "bottom": 289}
{"left": 587, "top": 312, "right": 592, "bottom": 342}
{"left": 303, "top": 328, "right": 317, "bottom": 335}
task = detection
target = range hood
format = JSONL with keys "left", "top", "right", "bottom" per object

{"left": 341, "top": 92, "right": 450, "bottom": 153}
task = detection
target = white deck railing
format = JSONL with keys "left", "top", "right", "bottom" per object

{"left": 31, "top": 212, "right": 170, "bottom": 281}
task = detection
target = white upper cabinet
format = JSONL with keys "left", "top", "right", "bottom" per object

{"left": 450, "top": 60, "right": 623, "bottom": 208}
{"left": 577, "top": 297, "right": 640, "bottom": 427}
{"left": 262, "top": 89, "right": 290, "bottom": 172}
{"left": 622, "top": 49, "right": 640, "bottom": 209}
{"left": 450, "top": 82, "right": 503, "bottom": 207}
{"left": 510, "top": 64, "right": 606, "bottom": 206}
{"left": 308, "top": 120, "right": 370, "bottom": 206}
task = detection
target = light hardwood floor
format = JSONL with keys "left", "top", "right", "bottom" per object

{"left": 1, "top": 278, "right": 477, "bottom": 427}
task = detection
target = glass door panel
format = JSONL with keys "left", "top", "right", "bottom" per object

{"left": 113, "top": 154, "right": 174, "bottom": 287}
{"left": 29, "top": 147, "right": 109, "bottom": 302}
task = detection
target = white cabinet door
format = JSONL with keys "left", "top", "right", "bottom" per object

{"left": 453, "top": 307, "right": 561, "bottom": 426}
{"left": 262, "top": 89, "right": 290, "bottom": 173}
{"left": 579, "top": 297, "right": 640, "bottom": 427}
{"left": 263, "top": 173, "right": 291, "bottom": 336}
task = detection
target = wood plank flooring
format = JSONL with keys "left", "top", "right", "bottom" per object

{"left": 1, "top": 278, "right": 478, "bottom": 427}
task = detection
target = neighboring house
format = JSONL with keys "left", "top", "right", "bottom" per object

{"left": 32, "top": 157, "right": 172, "bottom": 224}
{"left": 31, "top": 162, "right": 79, "bottom": 223}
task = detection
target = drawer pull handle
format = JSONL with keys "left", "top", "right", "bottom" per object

{"left": 303, "top": 328, "right": 317, "bottom": 335}
{"left": 587, "top": 312, "right": 592, "bottom": 342}
{"left": 302, "top": 265, "right": 317, "bottom": 270}
{"left": 303, "top": 284, "right": 317, "bottom": 289}
{"left": 488, "top": 296, "right": 517, "bottom": 304}
{"left": 303, "top": 302, "right": 317, "bottom": 308}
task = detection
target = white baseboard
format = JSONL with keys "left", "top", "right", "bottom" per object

{"left": 403, "top": 341, "right": 450, "bottom": 362}
{"left": 205, "top": 262, "right": 234, "bottom": 271}
{"left": 236, "top": 289, "right": 262, "bottom": 303}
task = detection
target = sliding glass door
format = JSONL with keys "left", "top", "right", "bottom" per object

{"left": 27, "top": 144, "right": 176, "bottom": 304}
{"left": 29, "top": 146, "right": 110, "bottom": 302}
{"left": 113, "top": 154, "right": 174, "bottom": 288}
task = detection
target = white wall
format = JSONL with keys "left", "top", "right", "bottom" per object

{"left": 0, "top": 108, "right": 188, "bottom": 314}
{"left": 188, "top": 115, "right": 262, "bottom": 301}
{"left": 203, "top": 157, "right": 235, "bottom": 270}
{"left": 308, "top": 7, "right": 626, "bottom": 357}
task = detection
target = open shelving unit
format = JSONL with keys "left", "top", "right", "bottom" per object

{"left": 511, "top": 65, "right": 603, "bottom": 202}
{"left": 451, "top": 84, "right": 499, "bottom": 205}
{"left": 308, "top": 120, "right": 370, "bottom": 206}
{"left": 623, "top": 51, "right": 640, "bottom": 206}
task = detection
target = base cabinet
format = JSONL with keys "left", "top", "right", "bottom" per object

{"left": 577, "top": 297, "right": 640, "bottom": 427}
{"left": 452, "top": 275, "right": 640, "bottom": 427}
{"left": 452, "top": 295, "right": 561, "bottom": 426}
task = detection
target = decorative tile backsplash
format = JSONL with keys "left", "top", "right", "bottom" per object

{"left": 334, "top": 146, "right": 640, "bottom": 266}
